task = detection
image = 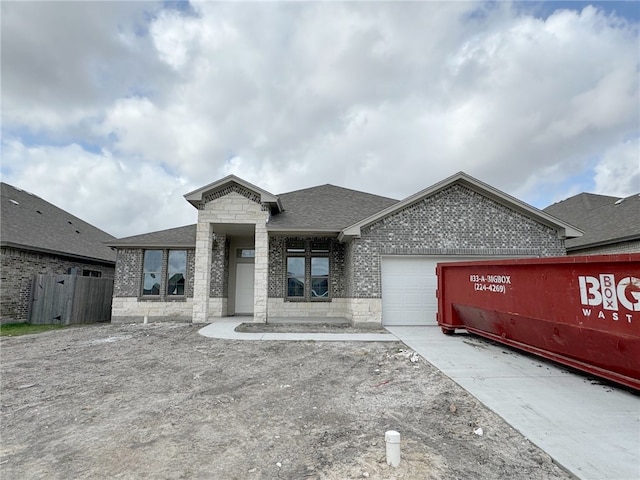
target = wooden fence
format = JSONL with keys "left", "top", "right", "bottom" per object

{"left": 29, "top": 274, "right": 114, "bottom": 325}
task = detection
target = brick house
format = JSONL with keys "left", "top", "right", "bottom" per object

{"left": 0, "top": 183, "right": 116, "bottom": 323}
{"left": 544, "top": 192, "right": 640, "bottom": 256}
{"left": 109, "top": 172, "right": 582, "bottom": 326}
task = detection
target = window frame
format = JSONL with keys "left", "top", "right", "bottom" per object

{"left": 286, "top": 256, "right": 306, "bottom": 298}
{"left": 142, "top": 250, "right": 163, "bottom": 297}
{"left": 167, "top": 250, "right": 187, "bottom": 296}
{"left": 82, "top": 269, "right": 102, "bottom": 278}
{"left": 285, "top": 239, "right": 331, "bottom": 302}
{"left": 310, "top": 257, "right": 329, "bottom": 298}
{"left": 141, "top": 249, "right": 188, "bottom": 299}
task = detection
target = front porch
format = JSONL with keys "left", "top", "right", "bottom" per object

{"left": 186, "top": 182, "right": 274, "bottom": 324}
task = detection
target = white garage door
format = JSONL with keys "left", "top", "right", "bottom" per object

{"left": 381, "top": 256, "right": 496, "bottom": 326}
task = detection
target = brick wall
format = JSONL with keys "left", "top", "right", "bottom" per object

{"left": 268, "top": 236, "right": 285, "bottom": 298}
{"left": 0, "top": 246, "right": 114, "bottom": 323}
{"left": 113, "top": 249, "right": 142, "bottom": 296}
{"left": 347, "top": 185, "right": 566, "bottom": 298}
{"left": 210, "top": 235, "right": 228, "bottom": 298}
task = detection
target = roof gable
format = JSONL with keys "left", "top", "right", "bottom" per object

{"left": 339, "top": 172, "right": 583, "bottom": 241}
{"left": 544, "top": 192, "right": 640, "bottom": 250}
{"left": 0, "top": 182, "right": 116, "bottom": 263}
{"left": 184, "top": 175, "right": 283, "bottom": 212}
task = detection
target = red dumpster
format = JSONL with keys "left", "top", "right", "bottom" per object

{"left": 436, "top": 253, "right": 640, "bottom": 390}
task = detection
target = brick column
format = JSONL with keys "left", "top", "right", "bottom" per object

{"left": 253, "top": 223, "right": 269, "bottom": 323}
{"left": 192, "top": 222, "right": 213, "bottom": 323}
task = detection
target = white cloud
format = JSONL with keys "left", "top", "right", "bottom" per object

{"left": 1, "top": 1, "right": 171, "bottom": 133}
{"left": 593, "top": 138, "right": 640, "bottom": 197}
{"left": 1, "top": 1, "right": 638, "bottom": 236}
{"left": 1, "top": 139, "right": 197, "bottom": 237}
{"left": 150, "top": 9, "right": 205, "bottom": 70}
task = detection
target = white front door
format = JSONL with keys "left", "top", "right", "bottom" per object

{"left": 235, "top": 263, "right": 255, "bottom": 315}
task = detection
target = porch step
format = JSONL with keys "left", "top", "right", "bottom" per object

{"left": 267, "top": 317, "right": 350, "bottom": 327}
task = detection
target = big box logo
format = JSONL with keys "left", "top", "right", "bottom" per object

{"left": 578, "top": 275, "right": 640, "bottom": 322}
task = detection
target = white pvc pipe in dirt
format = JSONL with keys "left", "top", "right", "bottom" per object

{"left": 385, "top": 430, "right": 401, "bottom": 467}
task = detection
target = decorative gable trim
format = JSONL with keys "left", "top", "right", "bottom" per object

{"left": 204, "top": 184, "right": 261, "bottom": 204}
{"left": 202, "top": 184, "right": 263, "bottom": 210}
{"left": 184, "top": 174, "right": 283, "bottom": 212}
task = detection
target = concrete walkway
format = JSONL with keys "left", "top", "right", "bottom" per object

{"left": 198, "top": 318, "right": 397, "bottom": 342}
{"left": 199, "top": 320, "right": 640, "bottom": 480}
{"left": 386, "top": 326, "right": 640, "bottom": 480}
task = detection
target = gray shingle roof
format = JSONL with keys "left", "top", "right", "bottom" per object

{"left": 109, "top": 184, "right": 397, "bottom": 246}
{"left": 269, "top": 184, "right": 398, "bottom": 231}
{"left": 1, "top": 182, "right": 116, "bottom": 263}
{"left": 108, "top": 225, "right": 196, "bottom": 248}
{"left": 543, "top": 192, "right": 640, "bottom": 250}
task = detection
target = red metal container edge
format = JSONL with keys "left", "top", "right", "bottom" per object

{"left": 436, "top": 253, "right": 640, "bottom": 391}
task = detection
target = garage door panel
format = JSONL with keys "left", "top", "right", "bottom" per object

{"left": 382, "top": 256, "right": 496, "bottom": 326}
{"left": 404, "top": 293, "right": 428, "bottom": 306}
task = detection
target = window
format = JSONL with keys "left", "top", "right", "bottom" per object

{"left": 236, "top": 248, "right": 255, "bottom": 258}
{"left": 311, "top": 241, "right": 329, "bottom": 253}
{"left": 287, "top": 240, "right": 305, "bottom": 253}
{"left": 142, "top": 250, "right": 162, "bottom": 295}
{"left": 167, "top": 250, "right": 186, "bottom": 295}
{"left": 142, "top": 249, "right": 188, "bottom": 297}
{"left": 82, "top": 270, "right": 102, "bottom": 278}
{"left": 285, "top": 239, "right": 330, "bottom": 300}
{"left": 311, "top": 257, "right": 329, "bottom": 297}
{"left": 287, "top": 257, "right": 305, "bottom": 297}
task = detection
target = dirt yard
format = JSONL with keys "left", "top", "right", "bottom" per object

{"left": 1, "top": 323, "right": 575, "bottom": 479}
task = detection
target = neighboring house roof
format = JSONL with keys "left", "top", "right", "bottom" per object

{"left": 543, "top": 192, "right": 640, "bottom": 251}
{"left": 109, "top": 225, "right": 196, "bottom": 248}
{"left": 1, "top": 182, "right": 116, "bottom": 263}
{"left": 339, "top": 172, "right": 583, "bottom": 241}
{"left": 268, "top": 184, "right": 398, "bottom": 232}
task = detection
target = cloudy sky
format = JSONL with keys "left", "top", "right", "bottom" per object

{"left": 2, "top": 1, "right": 638, "bottom": 238}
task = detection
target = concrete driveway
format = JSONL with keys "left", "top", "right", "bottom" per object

{"left": 386, "top": 326, "right": 640, "bottom": 480}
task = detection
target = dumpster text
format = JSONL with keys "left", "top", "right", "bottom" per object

{"left": 469, "top": 274, "right": 510, "bottom": 294}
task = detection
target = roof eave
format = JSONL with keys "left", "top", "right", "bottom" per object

{"left": 1, "top": 242, "right": 116, "bottom": 265}
{"left": 337, "top": 227, "right": 360, "bottom": 242}
{"left": 267, "top": 226, "right": 340, "bottom": 236}
{"left": 567, "top": 234, "right": 640, "bottom": 252}
{"left": 108, "top": 242, "right": 196, "bottom": 249}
